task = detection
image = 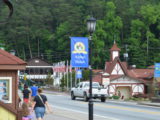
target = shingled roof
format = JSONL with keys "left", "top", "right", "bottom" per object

{"left": 110, "top": 43, "right": 121, "bottom": 51}
{"left": 127, "top": 69, "right": 154, "bottom": 79}
{"left": 0, "top": 49, "right": 26, "bottom": 65}
{"left": 27, "top": 58, "right": 52, "bottom": 66}
{"left": 0, "top": 49, "right": 26, "bottom": 70}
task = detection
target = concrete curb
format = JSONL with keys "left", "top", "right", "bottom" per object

{"left": 137, "top": 102, "right": 160, "bottom": 107}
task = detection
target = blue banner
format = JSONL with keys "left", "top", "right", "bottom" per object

{"left": 154, "top": 63, "right": 160, "bottom": 77}
{"left": 71, "top": 37, "right": 89, "bottom": 68}
{"left": 76, "top": 69, "right": 82, "bottom": 79}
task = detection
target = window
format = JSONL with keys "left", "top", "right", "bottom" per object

{"left": 0, "top": 77, "right": 12, "bottom": 103}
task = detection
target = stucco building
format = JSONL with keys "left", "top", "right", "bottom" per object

{"left": 93, "top": 43, "right": 154, "bottom": 99}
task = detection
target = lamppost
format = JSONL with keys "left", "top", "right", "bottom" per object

{"left": 0, "top": 0, "right": 13, "bottom": 24}
{"left": 87, "top": 16, "right": 96, "bottom": 120}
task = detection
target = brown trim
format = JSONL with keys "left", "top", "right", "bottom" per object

{"left": 0, "top": 65, "right": 26, "bottom": 70}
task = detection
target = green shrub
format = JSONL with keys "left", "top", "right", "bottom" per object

{"left": 109, "top": 96, "right": 112, "bottom": 99}
{"left": 112, "top": 95, "right": 120, "bottom": 99}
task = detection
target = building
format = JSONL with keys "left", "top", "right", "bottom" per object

{"left": 20, "top": 58, "right": 53, "bottom": 84}
{"left": 93, "top": 43, "right": 154, "bottom": 99}
{"left": 0, "top": 49, "right": 26, "bottom": 120}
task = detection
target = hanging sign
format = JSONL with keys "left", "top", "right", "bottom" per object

{"left": 71, "top": 37, "right": 89, "bottom": 68}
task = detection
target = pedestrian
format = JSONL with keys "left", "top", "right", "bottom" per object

{"left": 118, "top": 91, "right": 121, "bottom": 97}
{"left": 22, "top": 102, "right": 33, "bottom": 120}
{"left": 22, "top": 85, "right": 31, "bottom": 103}
{"left": 30, "top": 83, "right": 38, "bottom": 100}
{"left": 32, "top": 88, "right": 51, "bottom": 120}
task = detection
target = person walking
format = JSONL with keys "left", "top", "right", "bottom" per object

{"left": 22, "top": 102, "right": 33, "bottom": 120}
{"left": 22, "top": 85, "right": 31, "bottom": 103}
{"left": 32, "top": 88, "right": 51, "bottom": 120}
{"left": 30, "top": 83, "right": 38, "bottom": 100}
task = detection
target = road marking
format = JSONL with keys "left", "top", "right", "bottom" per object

{"left": 75, "top": 101, "right": 160, "bottom": 115}
{"left": 50, "top": 105, "right": 119, "bottom": 120}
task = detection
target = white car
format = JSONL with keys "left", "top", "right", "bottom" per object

{"left": 71, "top": 82, "right": 108, "bottom": 102}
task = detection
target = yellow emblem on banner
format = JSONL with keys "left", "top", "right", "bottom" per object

{"left": 72, "top": 42, "right": 87, "bottom": 54}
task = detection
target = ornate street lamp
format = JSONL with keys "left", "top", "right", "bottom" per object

{"left": 0, "top": 0, "right": 13, "bottom": 24}
{"left": 87, "top": 16, "right": 96, "bottom": 120}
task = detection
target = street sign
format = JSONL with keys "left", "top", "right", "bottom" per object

{"left": 71, "top": 37, "right": 89, "bottom": 68}
{"left": 76, "top": 69, "right": 82, "bottom": 79}
{"left": 154, "top": 63, "right": 160, "bottom": 77}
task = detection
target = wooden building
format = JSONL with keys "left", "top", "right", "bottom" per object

{"left": 20, "top": 58, "right": 53, "bottom": 83}
{"left": 0, "top": 49, "right": 26, "bottom": 120}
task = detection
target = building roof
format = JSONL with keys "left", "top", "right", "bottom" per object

{"left": 92, "top": 74, "right": 102, "bottom": 84}
{"left": 0, "top": 49, "right": 26, "bottom": 65}
{"left": 27, "top": 58, "right": 52, "bottom": 66}
{"left": 127, "top": 69, "right": 154, "bottom": 79}
{"left": 105, "top": 57, "right": 128, "bottom": 75}
{"left": 148, "top": 65, "right": 154, "bottom": 69}
{"left": 110, "top": 43, "right": 121, "bottom": 51}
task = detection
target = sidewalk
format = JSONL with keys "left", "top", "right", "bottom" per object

{"left": 102, "top": 99, "right": 160, "bottom": 108}
{"left": 137, "top": 101, "right": 160, "bottom": 107}
{"left": 44, "top": 107, "right": 115, "bottom": 120}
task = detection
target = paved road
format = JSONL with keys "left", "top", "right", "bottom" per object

{"left": 46, "top": 92, "right": 160, "bottom": 120}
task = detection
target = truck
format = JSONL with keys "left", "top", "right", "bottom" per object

{"left": 71, "top": 81, "right": 108, "bottom": 102}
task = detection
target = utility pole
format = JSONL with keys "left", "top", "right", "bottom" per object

{"left": 147, "top": 35, "right": 149, "bottom": 63}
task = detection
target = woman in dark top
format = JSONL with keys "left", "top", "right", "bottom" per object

{"left": 32, "top": 88, "right": 51, "bottom": 120}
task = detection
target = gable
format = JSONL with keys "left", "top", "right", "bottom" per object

{"left": 105, "top": 57, "right": 128, "bottom": 75}
{"left": 111, "top": 63, "right": 124, "bottom": 75}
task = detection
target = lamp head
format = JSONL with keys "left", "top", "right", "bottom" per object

{"left": 87, "top": 17, "right": 96, "bottom": 34}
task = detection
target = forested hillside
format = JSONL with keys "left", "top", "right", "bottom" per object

{"left": 0, "top": 0, "right": 160, "bottom": 69}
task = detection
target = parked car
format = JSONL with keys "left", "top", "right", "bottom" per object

{"left": 71, "top": 82, "right": 108, "bottom": 102}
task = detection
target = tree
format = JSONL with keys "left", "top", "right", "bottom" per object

{"left": 46, "top": 73, "right": 54, "bottom": 86}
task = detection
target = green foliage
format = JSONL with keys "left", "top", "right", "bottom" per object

{"left": 0, "top": 0, "right": 160, "bottom": 68}
{"left": 60, "top": 75, "right": 66, "bottom": 91}
{"left": 45, "top": 73, "right": 54, "bottom": 85}
{"left": 112, "top": 95, "right": 120, "bottom": 99}
{"left": 82, "top": 69, "right": 90, "bottom": 81}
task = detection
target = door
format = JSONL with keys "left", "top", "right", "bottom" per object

{"left": 116, "top": 86, "right": 131, "bottom": 99}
